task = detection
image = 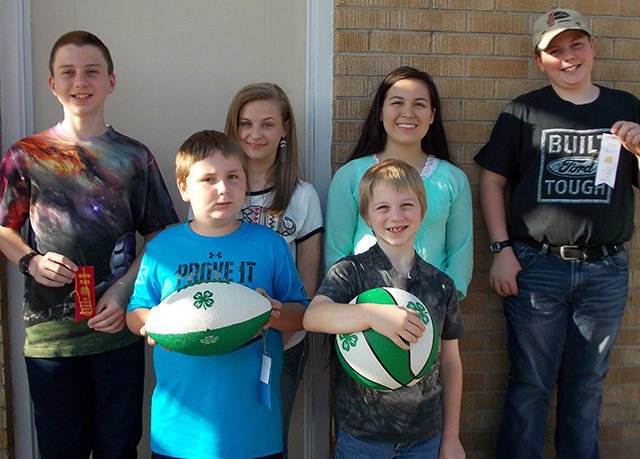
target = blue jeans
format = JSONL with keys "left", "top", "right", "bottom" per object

{"left": 280, "top": 334, "right": 309, "bottom": 458}
{"left": 336, "top": 430, "right": 441, "bottom": 459}
{"left": 497, "top": 242, "right": 629, "bottom": 459}
{"left": 25, "top": 339, "right": 145, "bottom": 459}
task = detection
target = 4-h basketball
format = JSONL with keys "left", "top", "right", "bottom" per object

{"left": 335, "top": 287, "right": 439, "bottom": 390}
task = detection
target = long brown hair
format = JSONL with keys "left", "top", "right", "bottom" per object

{"left": 225, "top": 82, "right": 300, "bottom": 216}
{"left": 349, "top": 66, "right": 452, "bottom": 164}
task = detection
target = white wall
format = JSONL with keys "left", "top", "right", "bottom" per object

{"left": 2, "top": 0, "right": 333, "bottom": 457}
{"left": 31, "top": 0, "right": 308, "bottom": 221}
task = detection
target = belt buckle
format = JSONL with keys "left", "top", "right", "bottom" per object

{"left": 559, "top": 245, "right": 586, "bottom": 260}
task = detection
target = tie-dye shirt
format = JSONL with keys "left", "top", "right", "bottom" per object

{"left": 317, "top": 243, "right": 463, "bottom": 443}
{"left": 0, "top": 123, "right": 178, "bottom": 357}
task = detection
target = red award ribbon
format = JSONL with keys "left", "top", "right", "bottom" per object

{"left": 74, "top": 266, "right": 96, "bottom": 321}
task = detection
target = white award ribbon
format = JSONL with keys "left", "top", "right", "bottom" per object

{"left": 595, "top": 133, "right": 622, "bottom": 188}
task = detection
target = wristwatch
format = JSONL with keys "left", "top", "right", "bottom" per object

{"left": 489, "top": 240, "right": 513, "bottom": 254}
{"left": 19, "top": 252, "right": 39, "bottom": 278}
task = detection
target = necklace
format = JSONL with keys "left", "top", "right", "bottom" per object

{"left": 373, "top": 154, "right": 439, "bottom": 179}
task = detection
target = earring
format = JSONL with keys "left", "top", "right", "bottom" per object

{"left": 279, "top": 138, "right": 287, "bottom": 164}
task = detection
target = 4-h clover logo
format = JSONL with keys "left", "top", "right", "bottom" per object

{"left": 193, "top": 290, "right": 214, "bottom": 309}
{"left": 407, "top": 301, "right": 431, "bottom": 326}
{"left": 200, "top": 335, "right": 219, "bottom": 345}
{"left": 338, "top": 333, "right": 358, "bottom": 352}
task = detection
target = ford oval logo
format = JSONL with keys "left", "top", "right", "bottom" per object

{"left": 547, "top": 156, "right": 597, "bottom": 176}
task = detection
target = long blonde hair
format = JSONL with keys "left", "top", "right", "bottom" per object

{"left": 225, "top": 82, "right": 300, "bottom": 216}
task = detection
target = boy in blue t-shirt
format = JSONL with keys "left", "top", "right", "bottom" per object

{"left": 126, "top": 130, "right": 308, "bottom": 459}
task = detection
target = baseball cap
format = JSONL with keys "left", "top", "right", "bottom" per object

{"left": 532, "top": 8, "right": 591, "bottom": 50}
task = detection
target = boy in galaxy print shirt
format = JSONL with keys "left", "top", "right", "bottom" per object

{"left": 0, "top": 31, "right": 178, "bottom": 458}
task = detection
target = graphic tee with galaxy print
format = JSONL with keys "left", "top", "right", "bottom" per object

{"left": 0, "top": 124, "right": 178, "bottom": 357}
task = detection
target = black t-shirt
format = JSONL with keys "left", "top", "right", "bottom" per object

{"left": 475, "top": 85, "right": 640, "bottom": 246}
{"left": 317, "top": 244, "right": 463, "bottom": 443}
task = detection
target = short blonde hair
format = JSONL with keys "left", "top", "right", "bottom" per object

{"left": 358, "top": 159, "right": 427, "bottom": 220}
{"left": 175, "top": 130, "right": 248, "bottom": 183}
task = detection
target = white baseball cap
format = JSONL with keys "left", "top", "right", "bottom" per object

{"left": 533, "top": 9, "right": 591, "bottom": 50}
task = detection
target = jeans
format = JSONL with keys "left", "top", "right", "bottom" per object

{"left": 25, "top": 339, "right": 145, "bottom": 459}
{"left": 497, "top": 242, "right": 629, "bottom": 459}
{"left": 280, "top": 334, "right": 309, "bottom": 458}
{"left": 336, "top": 430, "right": 441, "bottom": 459}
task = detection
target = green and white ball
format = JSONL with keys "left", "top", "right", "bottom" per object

{"left": 145, "top": 281, "right": 271, "bottom": 356}
{"left": 335, "top": 287, "right": 439, "bottom": 391}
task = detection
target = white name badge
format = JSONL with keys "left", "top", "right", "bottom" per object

{"left": 595, "top": 133, "right": 622, "bottom": 188}
{"left": 259, "top": 351, "right": 272, "bottom": 409}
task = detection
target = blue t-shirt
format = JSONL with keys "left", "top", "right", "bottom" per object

{"left": 128, "top": 221, "right": 308, "bottom": 459}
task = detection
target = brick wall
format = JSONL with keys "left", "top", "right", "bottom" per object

{"left": 333, "top": 1, "right": 640, "bottom": 457}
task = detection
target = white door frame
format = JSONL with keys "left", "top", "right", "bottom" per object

{"left": 0, "top": 0, "right": 333, "bottom": 457}
{"left": 304, "top": 1, "right": 333, "bottom": 455}
{"left": 0, "top": 0, "right": 37, "bottom": 457}
{"left": 0, "top": 0, "right": 33, "bottom": 147}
